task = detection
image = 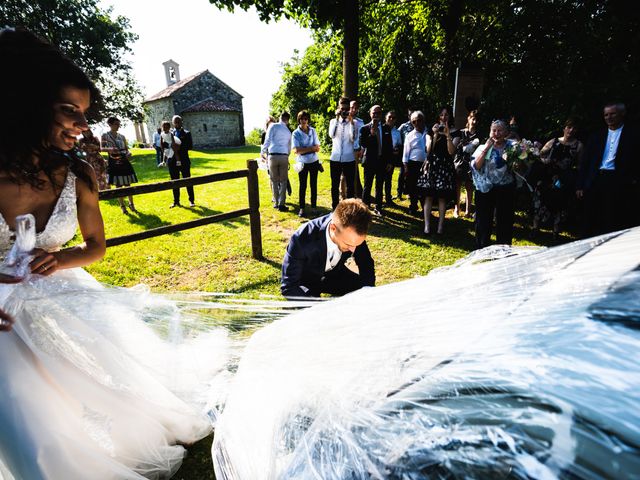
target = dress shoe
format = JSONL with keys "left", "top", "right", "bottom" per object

{"left": 169, "top": 203, "right": 181, "bottom": 208}
{"left": 386, "top": 200, "right": 396, "bottom": 207}
{"left": 278, "top": 205, "right": 288, "bottom": 212}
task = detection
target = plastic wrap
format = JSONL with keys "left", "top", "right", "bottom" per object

{"left": 213, "top": 228, "right": 640, "bottom": 480}
{"left": 0, "top": 213, "right": 36, "bottom": 280}
{"left": 0, "top": 267, "right": 317, "bottom": 480}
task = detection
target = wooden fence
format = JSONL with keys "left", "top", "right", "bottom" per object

{"left": 98, "top": 159, "right": 262, "bottom": 259}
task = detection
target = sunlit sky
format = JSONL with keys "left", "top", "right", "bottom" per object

{"left": 98, "top": 0, "right": 313, "bottom": 139}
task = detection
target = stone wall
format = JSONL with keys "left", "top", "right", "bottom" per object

{"left": 145, "top": 98, "right": 175, "bottom": 135}
{"left": 184, "top": 112, "right": 244, "bottom": 147}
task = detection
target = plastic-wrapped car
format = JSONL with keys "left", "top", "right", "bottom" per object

{"left": 213, "top": 228, "right": 640, "bottom": 479}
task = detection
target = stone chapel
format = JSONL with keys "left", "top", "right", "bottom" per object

{"left": 143, "top": 60, "right": 245, "bottom": 148}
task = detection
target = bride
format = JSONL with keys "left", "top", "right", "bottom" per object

{"left": 0, "top": 28, "right": 227, "bottom": 479}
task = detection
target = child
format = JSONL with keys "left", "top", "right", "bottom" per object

{"left": 160, "top": 120, "right": 181, "bottom": 166}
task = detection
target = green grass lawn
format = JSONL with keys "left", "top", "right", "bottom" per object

{"left": 86, "top": 146, "right": 558, "bottom": 297}
{"left": 85, "top": 147, "right": 566, "bottom": 479}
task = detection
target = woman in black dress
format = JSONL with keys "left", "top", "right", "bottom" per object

{"left": 423, "top": 106, "right": 457, "bottom": 234}
{"left": 532, "top": 118, "right": 584, "bottom": 238}
{"left": 101, "top": 116, "right": 138, "bottom": 214}
{"left": 453, "top": 110, "right": 480, "bottom": 218}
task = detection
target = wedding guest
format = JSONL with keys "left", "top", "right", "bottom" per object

{"left": 329, "top": 97, "right": 357, "bottom": 209}
{"left": 78, "top": 128, "right": 107, "bottom": 190}
{"left": 170, "top": 115, "right": 195, "bottom": 207}
{"left": 532, "top": 118, "right": 584, "bottom": 238}
{"left": 101, "top": 116, "right": 138, "bottom": 214}
{"left": 292, "top": 110, "right": 321, "bottom": 217}
{"left": 152, "top": 127, "right": 163, "bottom": 166}
{"left": 423, "top": 106, "right": 457, "bottom": 234}
{"left": 281, "top": 198, "right": 375, "bottom": 298}
{"left": 262, "top": 111, "right": 292, "bottom": 211}
{"left": 577, "top": 102, "right": 639, "bottom": 236}
{"left": 453, "top": 110, "right": 480, "bottom": 218}
{"left": 384, "top": 111, "right": 402, "bottom": 206}
{"left": 470, "top": 119, "right": 516, "bottom": 248}
{"left": 397, "top": 107, "right": 417, "bottom": 200}
{"left": 348, "top": 99, "right": 365, "bottom": 198}
{"left": 402, "top": 111, "right": 428, "bottom": 216}
{"left": 261, "top": 115, "right": 277, "bottom": 206}
{"left": 507, "top": 114, "right": 522, "bottom": 141}
{"left": 359, "top": 105, "right": 394, "bottom": 216}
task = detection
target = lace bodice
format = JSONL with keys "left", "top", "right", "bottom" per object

{"left": 0, "top": 171, "right": 78, "bottom": 259}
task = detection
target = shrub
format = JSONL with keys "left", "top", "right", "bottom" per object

{"left": 245, "top": 128, "right": 264, "bottom": 146}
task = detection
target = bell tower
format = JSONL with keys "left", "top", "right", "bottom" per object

{"left": 163, "top": 59, "right": 180, "bottom": 86}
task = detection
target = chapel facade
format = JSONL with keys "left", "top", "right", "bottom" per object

{"left": 143, "top": 60, "right": 245, "bottom": 148}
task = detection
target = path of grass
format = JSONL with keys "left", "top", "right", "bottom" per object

{"left": 87, "top": 146, "right": 558, "bottom": 296}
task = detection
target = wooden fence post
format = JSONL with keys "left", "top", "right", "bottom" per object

{"left": 246, "top": 159, "right": 263, "bottom": 260}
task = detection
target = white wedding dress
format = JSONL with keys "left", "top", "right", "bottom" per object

{"left": 0, "top": 172, "right": 231, "bottom": 479}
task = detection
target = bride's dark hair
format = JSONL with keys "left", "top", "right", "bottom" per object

{"left": 0, "top": 27, "right": 103, "bottom": 191}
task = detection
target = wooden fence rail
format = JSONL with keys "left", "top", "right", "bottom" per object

{"left": 98, "top": 159, "right": 263, "bottom": 259}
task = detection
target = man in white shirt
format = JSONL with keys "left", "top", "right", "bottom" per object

{"left": 340, "top": 99, "right": 364, "bottom": 199}
{"left": 402, "top": 111, "right": 428, "bottom": 215}
{"left": 262, "top": 112, "right": 292, "bottom": 211}
{"left": 152, "top": 127, "right": 162, "bottom": 166}
{"left": 577, "top": 102, "right": 639, "bottom": 236}
{"left": 329, "top": 97, "right": 357, "bottom": 209}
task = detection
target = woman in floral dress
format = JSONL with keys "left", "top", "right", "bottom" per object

{"left": 422, "top": 106, "right": 457, "bottom": 235}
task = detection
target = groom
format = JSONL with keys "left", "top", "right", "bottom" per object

{"left": 281, "top": 198, "right": 376, "bottom": 298}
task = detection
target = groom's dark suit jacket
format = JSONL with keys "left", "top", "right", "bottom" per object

{"left": 281, "top": 214, "right": 375, "bottom": 298}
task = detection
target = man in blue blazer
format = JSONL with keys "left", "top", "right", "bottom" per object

{"left": 577, "top": 102, "right": 639, "bottom": 236}
{"left": 281, "top": 199, "right": 376, "bottom": 298}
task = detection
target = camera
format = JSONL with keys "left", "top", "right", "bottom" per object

{"left": 438, "top": 124, "right": 445, "bottom": 132}
{"left": 340, "top": 109, "right": 349, "bottom": 118}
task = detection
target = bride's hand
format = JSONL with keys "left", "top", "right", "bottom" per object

{"left": 29, "top": 249, "right": 59, "bottom": 276}
{"left": 0, "top": 308, "right": 14, "bottom": 332}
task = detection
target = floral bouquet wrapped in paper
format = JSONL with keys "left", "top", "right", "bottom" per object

{"left": 503, "top": 139, "right": 539, "bottom": 175}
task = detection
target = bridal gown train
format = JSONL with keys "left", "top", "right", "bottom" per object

{"left": 0, "top": 171, "right": 230, "bottom": 479}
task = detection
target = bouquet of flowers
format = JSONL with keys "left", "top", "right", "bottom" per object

{"left": 503, "top": 139, "right": 540, "bottom": 175}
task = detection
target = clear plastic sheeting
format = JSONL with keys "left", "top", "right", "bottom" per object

{"left": 213, "top": 228, "right": 640, "bottom": 480}
{"left": 0, "top": 270, "right": 316, "bottom": 480}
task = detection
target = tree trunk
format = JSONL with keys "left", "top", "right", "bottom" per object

{"left": 342, "top": 0, "right": 359, "bottom": 99}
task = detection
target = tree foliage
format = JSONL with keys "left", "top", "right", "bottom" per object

{"left": 0, "top": 0, "right": 144, "bottom": 121}
{"left": 219, "top": 0, "right": 639, "bottom": 144}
